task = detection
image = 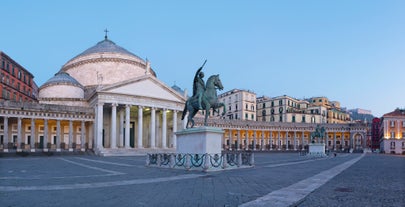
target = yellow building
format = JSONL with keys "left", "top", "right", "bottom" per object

{"left": 218, "top": 89, "right": 256, "bottom": 121}
{"left": 257, "top": 95, "right": 327, "bottom": 124}
{"left": 308, "top": 97, "right": 350, "bottom": 124}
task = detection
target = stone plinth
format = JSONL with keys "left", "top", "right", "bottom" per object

{"left": 176, "top": 126, "right": 224, "bottom": 154}
{"left": 308, "top": 143, "right": 326, "bottom": 156}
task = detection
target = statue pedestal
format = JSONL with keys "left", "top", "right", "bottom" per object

{"left": 176, "top": 126, "right": 224, "bottom": 154}
{"left": 308, "top": 143, "right": 326, "bottom": 156}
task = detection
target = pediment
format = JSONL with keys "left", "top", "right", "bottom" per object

{"left": 100, "top": 75, "right": 186, "bottom": 103}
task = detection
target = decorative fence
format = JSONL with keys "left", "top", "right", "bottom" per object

{"left": 146, "top": 152, "right": 254, "bottom": 171}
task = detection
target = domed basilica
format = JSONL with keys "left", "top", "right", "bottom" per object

{"left": 1, "top": 36, "right": 186, "bottom": 156}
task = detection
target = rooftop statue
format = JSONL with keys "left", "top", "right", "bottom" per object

{"left": 181, "top": 60, "right": 226, "bottom": 128}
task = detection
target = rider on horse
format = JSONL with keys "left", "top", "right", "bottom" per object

{"left": 193, "top": 66, "right": 205, "bottom": 110}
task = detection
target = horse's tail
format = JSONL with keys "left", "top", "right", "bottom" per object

{"left": 181, "top": 100, "right": 188, "bottom": 120}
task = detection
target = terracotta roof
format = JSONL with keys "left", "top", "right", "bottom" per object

{"left": 383, "top": 109, "right": 405, "bottom": 117}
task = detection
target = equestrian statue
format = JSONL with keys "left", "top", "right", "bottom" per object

{"left": 181, "top": 60, "right": 226, "bottom": 128}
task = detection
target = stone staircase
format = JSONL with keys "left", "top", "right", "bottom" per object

{"left": 96, "top": 148, "right": 176, "bottom": 157}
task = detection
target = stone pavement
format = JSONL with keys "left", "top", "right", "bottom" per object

{"left": 0, "top": 152, "right": 403, "bottom": 207}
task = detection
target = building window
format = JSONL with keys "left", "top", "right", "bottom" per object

{"left": 271, "top": 109, "right": 274, "bottom": 114}
{"left": 263, "top": 103, "right": 266, "bottom": 108}
{"left": 271, "top": 101, "right": 274, "bottom": 107}
{"left": 390, "top": 121, "right": 395, "bottom": 127}
{"left": 279, "top": 116, "right": 283, "bottom": 122}
{"left": 279, "top": 100, "right": 282, "bottom": 105}
{"left": 235, "top": 104, "right": 238, "bottom": 111}
{"left": 251, "top": 114, "right": 254, "bottom": 120}
{"left": 402, "top": 132, "right": 405, "bottom": 138}
{"left": 270, "top": 116, "right": 274, "bottom": 122}
{"left": 390, "top": 142, "right": 395, "bottom": 149}
{"left": 302, "top": 116, "right": 306, "bottom": 123}
{"left": 245, "top": 113, "right": 248, "bottom": 120}
{"left": 391, "top": 132, "right": 395, "bottom": 138}
{"left": 311, "top": 116, "right": 316, "bottom": 123}
{"left": 251, "top": 105, "right": 254, "bottom": 111}
{"left": 18, "top": 71, "right": 22, "bottom": 79}
{"left": 292, "top": 116, "right": 296, "bottom": 123}
{"left": 235, "top": 114, "right": 238, "bottom": 120}
{"left": 245, "top": 104, "right": 248, "bottom": 110}
{"left": 279, "top": 107, "right": 283, "bottom": 113}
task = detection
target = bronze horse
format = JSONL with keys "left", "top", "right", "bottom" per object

{"left": 181, "top": 74, "right": 226, "bottom": 128}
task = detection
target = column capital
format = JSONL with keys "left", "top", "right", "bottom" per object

{"left": 111, "top": 102, "right": 118, "bottom": 107}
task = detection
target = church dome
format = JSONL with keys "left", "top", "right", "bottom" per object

{"left": 61, "top": 36, "right": 156, "bottom": 87}
{"left": 39, "top": 71, "right": 84, "bottom": 99}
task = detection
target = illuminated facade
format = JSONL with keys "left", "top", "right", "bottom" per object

{"left": 379, "top": 108, "right": 405, "bottom": 154}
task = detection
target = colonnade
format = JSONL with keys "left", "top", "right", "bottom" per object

{"left": 94, "top": 102, "right": 181, "bottom": 151}
{"left": 0, "top": 112, "right": 93, "bottom": 152}
{"left": 221, "top": 128, "right": 366, "bottom": 151}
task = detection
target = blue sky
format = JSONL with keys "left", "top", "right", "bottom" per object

{"left": 1, "top": 0, "right": 404, "bottom": 117}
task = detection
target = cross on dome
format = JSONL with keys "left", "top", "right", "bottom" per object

{"left": 104, "top": 28, "right": 109, "bottom": 39}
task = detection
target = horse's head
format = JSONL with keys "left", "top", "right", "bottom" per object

{"left": 213, "top": 75, "right": 224, "bottom": 91}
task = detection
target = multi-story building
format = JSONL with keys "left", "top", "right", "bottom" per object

{"left": 218, "top": 89, "right": 256, "bottom": 121}
{"left": 379, "top": 108, "right": 405, "bottom": 154}
{"left": 257, "top": 95, "right": 327, "bottom": 124}
{"left": 307, "top": 97, "right": 350, "bottom": 123}
{"left": 371, "top": 117, "right": 380, "bottom": 151}
{"left": 0, "top": 51, "right": 37, "bottom": 102}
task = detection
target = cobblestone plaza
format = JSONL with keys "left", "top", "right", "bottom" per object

{"left": 1, "top": 153, "right": 403, "bottom": 207}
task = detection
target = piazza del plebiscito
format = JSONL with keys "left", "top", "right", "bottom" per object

{"left": 0, "top": 36, "right": 368, "bottom": 156}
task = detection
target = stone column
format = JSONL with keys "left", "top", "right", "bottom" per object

{"left": 111, "top": 103, "right": 117, "bottom": 149}
{"left": 150, "top": 107, "right": 156, "bottom": 148}
{"left": 44, "top": 119, "right": 49, "bottom": 151}
{"left": 301, "top": 131, "right": 305, "bottom": 150}
{"left": 228, "top": 129, "right": 232, "bottom": 150}
{"left": 277, "top": 130, "right": 281, "bottom": 150}
{"left": 56, "top": 120, "right": 61, "bottom": 150}
{"left": 96, "top": 103, "right": 104, "bottom": 149}
{"left": 68, "top": 120, "right": 73, "bottom": 151}
{"left": 30, "top": 118, "right": 35, "bottom": 151}
{"left": 161, "top": 109, "right": 167, "bottom": 149}
{"left": 237, "top": 130, "right": 241, "bottom": 150}
{"left": 253, "top": 130, "right": 257, "bottom": 150}
{"left": 3, "top": 117, "right": 8, "bottom": 151}
{"left": 81, "top": 121, "right": 85, "bottom": 150}
{"left": 341, "top": 134, "right": 345, "bottom": 150}
{"left": 137, "top": 106, "right": 143, "bottom": 148}
{"left": 270, "top": 131, "right": 273, "bottom": 150}
{"left": 245, "top": 129, "right": 249, "bottom": 150}
{"left": 119, "top": 109, "right": 124, "bottom": 148}
{"left": 261, "top": 130, "right": 265, "bottom": 150}
{"left": 172, "top": 110, "right": 177, "bottom": 148}
{"left": 286, "top": 131, "right": 289, "bottom": 150}
{"left": 125, "top": 105, "right": 130, "bottom": 148}
{"left": 294, "top": 131, "right": 297, "bottom": 151}
{"left": 333, "top": 132, "right": 337, "bottom": 150}
{"left": 17, "top": 117, "right": 22, "bottom": 151}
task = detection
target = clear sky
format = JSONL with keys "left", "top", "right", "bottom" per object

{"left": 1, "top": 0, "right": 404, "bottom": 117}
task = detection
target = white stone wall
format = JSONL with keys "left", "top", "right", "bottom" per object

{"left": 39, "top": 85, "right": 84, "bottom": 99}
{"left": 38, "top": 100, "right": 89, "bottom": 107}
